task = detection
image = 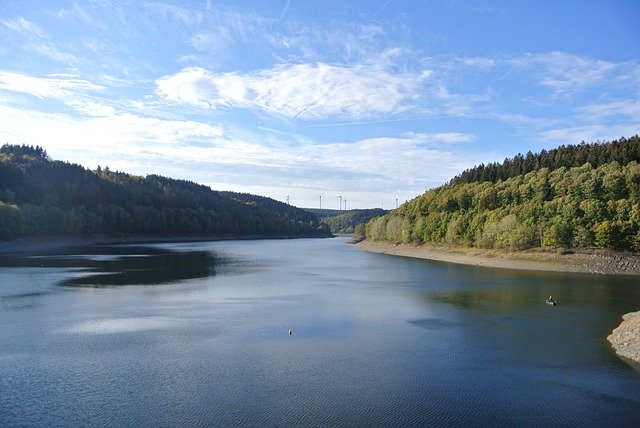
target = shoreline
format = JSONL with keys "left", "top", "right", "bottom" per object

{"left": 0, "top": 233, "right": 333, "bottom": 255}
{"left": 356, "top": 240, "right": 640, "bottom": 276}
{"left": 608, "top": 312, "right": 640, "bottom": 367}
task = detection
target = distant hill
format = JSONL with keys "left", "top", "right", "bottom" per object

{"left": 366, "top": 136, "right": 640, "bottom": 252}
{"left": 0, "top": 144, "right": 331, "bottom": 240}
{"left": 318, "top": 209, "right": 388, "bottom": 234}
{"left": 222, "top": 191, "right": 320, "bottom": 225}
{"left": 305, "top": 208, "right": 342, "bottom": 219}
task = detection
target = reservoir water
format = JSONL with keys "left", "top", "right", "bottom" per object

{"left": 1, "top": 237, "right": 639, "bottom": 426}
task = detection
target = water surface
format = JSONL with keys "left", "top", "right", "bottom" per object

{"left": 1, "top": 237, "right": 639, "bottom": 426}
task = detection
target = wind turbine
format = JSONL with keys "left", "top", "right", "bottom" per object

{"left": 337, "top": 195, "right": 343, "bottom": 210}
{"left": 318, "top": 195, "right": 322, "bottom": 209}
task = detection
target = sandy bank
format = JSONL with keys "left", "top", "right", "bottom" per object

{"left": 608, "top": 312, "right": 640, "bottom": 366}
{"left": 356, "top": 240, "right": 640, "bottom": 276}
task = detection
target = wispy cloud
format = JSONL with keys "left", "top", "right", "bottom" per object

{"left": 29, "top": 43, "right": 77, "bottom": 63}
{"left": 280, "top": 0, "right": 291, "bottom": 19}
{"left": 0, "top": 104, "right": 223, "bottom": 157}
{"left": 0, "top": 71, "right": 104, "bottom": 99}
{"left": 157, "top": 54, "right": 432, "bottom": 120}
{"left": 1, "top": 16, "right": 44, "bottom": 37}
{"left": 576, "top": 99, "right": 640, "bottom": 122}
{"left": 510, "top": 52, "right": 617, "bottom": 97}
{"left": 536, "top": 124, "right": 639, "bottom": 145}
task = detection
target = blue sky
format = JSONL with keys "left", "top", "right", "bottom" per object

{"left": 0, "top": 1, "right": 638, "bottom": 209}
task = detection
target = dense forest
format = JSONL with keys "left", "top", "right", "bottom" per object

{"left": 366, "top": 136, "right": 640, "bottom": 252}
{"left": 0, "top": 144, "right": 331, "bottom": 240}
{"left": 450, "top": 136, "right": 640, "bottom": 185}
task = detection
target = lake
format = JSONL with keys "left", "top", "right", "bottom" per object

{"left": 1, "top": 237, "right": 639, "bottom": 426}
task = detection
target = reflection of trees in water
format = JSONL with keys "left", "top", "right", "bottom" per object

{"left": 429, "top": 290, "right": 532, "bottom": 313}
{"left": 63, "top": 251, "right": 217, "bottom": 286}
{"left": 0, "top": 246, "right": 220, "bottom": 287}
{"left": 425, "top": 274, "right": 640, "bottom": 316}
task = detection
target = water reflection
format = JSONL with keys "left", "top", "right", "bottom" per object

{"left": 0, "top": 245, "right": 220, "bottom": 287}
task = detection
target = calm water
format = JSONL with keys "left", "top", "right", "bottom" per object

{"left": 1, "top": 237, "right": 639, "bottom": 427}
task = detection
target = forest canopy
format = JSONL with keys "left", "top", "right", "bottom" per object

{"left": 366, "top": 136, "right": 640, "bottom": 252}
{"left": 0, "top": 144, "right": 331, "bottom": 240}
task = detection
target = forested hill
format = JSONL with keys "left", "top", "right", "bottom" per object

{"left": 222, "top": 191, "right": 318, "bottom": 225}
{"left": 319, "top": 209, "right": 388, "bottom": 234}
{"left": 0, "top": 144, "right": 331, "bottom": 240}
{"left": 366, "top": 136, "right": 640, "bottom": 252}
{"left": 451, "top": 135, "right": 640, "bottom": 185}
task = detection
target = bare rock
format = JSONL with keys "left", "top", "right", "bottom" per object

{"left": 608, "top": 311, "right": 640, "bottom": 366}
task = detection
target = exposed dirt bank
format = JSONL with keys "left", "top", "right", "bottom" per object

{"left": 608, "top": 312, "right": 640, "bottom": 367}
{"left": 356, "top": 240, "right": 640, "bottom": 276}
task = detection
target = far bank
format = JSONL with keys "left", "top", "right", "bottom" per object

{"left": 0, "top": 233, "right": 334, "bottom": 256}
{"left": 356, "top": 240, "right": 640, "bottom": 276}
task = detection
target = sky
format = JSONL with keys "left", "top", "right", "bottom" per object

{"left": 0, "top": 1, "right": 639, "bottom": 209}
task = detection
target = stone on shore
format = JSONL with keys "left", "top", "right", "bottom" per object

{"left": 608, "top": 311, "right": 640, "bottom": 366}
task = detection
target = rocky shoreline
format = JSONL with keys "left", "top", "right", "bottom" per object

{"left": 608, "top": 312, "right": 640, "bottom": 367}
{"left": 356, "top": 240, "right": 640, "bottom": 276}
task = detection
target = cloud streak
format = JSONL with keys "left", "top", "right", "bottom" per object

{"left": 0, "top": 71, "right": 103, "bottom": 99}
{"left": 1, "top": 16, "right": 45, "bottom": 37}
{"left": 509, "top": 51, "right": 618, "bottom": 97}
{"left": 157, "top": 55, "right": 432, "bottom": 120}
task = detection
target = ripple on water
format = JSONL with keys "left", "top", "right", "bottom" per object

{"left": 62, "top": 317, "right": 173, "bottom": 334}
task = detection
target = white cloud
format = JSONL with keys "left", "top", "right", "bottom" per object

{"left": 66, "top": 100, "right": 116, "bottom": 117}
{"left": 490, "top": 112, "right": 561, "bottom": 129}
{"left": 0, "top": 71, "right": 104, "bottom": 99}
{"left": 1, "top": 16, "right": 44, "bottom": 37}
{"left": 432, "top": 85, "right": 488, "bottom": 117}
{"left": 29, "top": 43, "right": 77, "bottom": 63}
{"left": 455, "top": 56, "right": 496, "bottom": 69}
{"left": 298, "top": 132, "right": 482, "bottom": 192}
{"left": 0, "top": 105, "right": 223, "bottom": 162}
{"left": 536, "top": 124, "right": 639, "bottom": 145}
{"left": 511, "top": 52, "right": 616, "bottom": 96}
{"left": 157, "top": 57, "right": 432, "bottom": 119}
{"left": 576, "top": 99, "right": 640, "bottom": 122}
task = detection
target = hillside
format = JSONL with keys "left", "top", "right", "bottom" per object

{"left": 0, "top": 144, "right": 331, "bottom": 240}
{"left": 319, "top": 208, "right": 387, "bottom": 234}
{"left": 366, "top": 136, "right": 640, "bottom": 252}
{"left": 306, "top": 208, "right": 388, "bottom": 234}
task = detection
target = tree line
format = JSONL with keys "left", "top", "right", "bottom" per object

{"left": 450, "top": 135, "right": 640, "bottom": 185}
{"left": 366, "top": 137, "right": 640, "bottom": 252}
{"left": 0, "top": 144, "right": 331, "bottom": 240}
